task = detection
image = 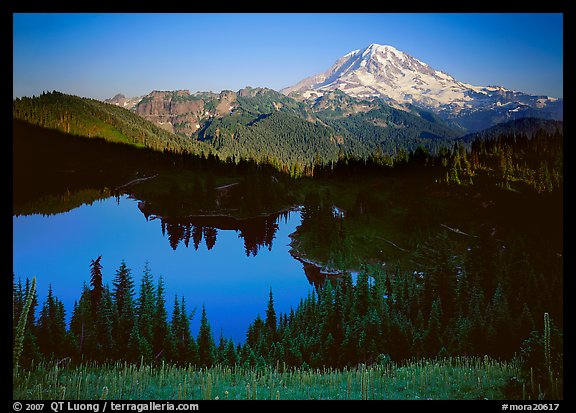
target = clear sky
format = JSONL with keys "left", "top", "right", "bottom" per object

{"left": 13, "top": 13, "right": 563, "bottom": 100}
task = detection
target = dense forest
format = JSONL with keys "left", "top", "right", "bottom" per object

{"left": 318, "top": 119, "right": 563, "bottom": 195}
{"left": 13, "top": 243, "right": 562, "bottom": 399}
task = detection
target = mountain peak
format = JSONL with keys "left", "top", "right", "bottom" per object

{"left": 281, "top": 43, "right": 562, "bottom": 131}
{"left": 282, "top": 43, "right": 449, "bottom": 105}
{"left": 366, "top": 43, "right": 398, "bottom": 52}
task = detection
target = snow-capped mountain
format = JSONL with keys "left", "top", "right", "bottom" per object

{"left": 282, "top": 43, "right": 562, "bottom": 131}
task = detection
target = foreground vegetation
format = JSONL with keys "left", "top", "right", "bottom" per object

{"left": 13, "top": 254, "right": 562, "bottom": 399}
{"left": 14, "top": 357, "right": 522, "bottom": 400}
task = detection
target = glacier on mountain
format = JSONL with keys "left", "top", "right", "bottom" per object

{"left": 282, "top": 43, "right": 562, "bottom": 131}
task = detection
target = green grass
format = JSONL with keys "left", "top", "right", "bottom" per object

{"left": 13, "top": 356, "right": 520, "bottom": 400}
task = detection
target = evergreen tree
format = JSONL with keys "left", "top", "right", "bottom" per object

{"left": 265, "top": 288, "right": 277, "bottom": 343}
{"left": 112, "top": 261, "right": 136, "bottom": 358}
{"left": 449, "top": 153, "right": 461, "bottom": 185}
{"left": 37, "top": 285, "right": 67, "bottom": 360}
{"left": 89, "top": 255, "right": 103, "bottom": 316}
{"left": 69, "top": 285, "right": 91, "bottom": 360}
{"left": 535, "top": 161, "right": 553, "bottom": 194}
{"left": 224, "top": 339, "right": 238, "bottom": 366}
{"left": 197, "top": 305, "right": 215, "bottom": 367}
{"left": 137, "top": 262, "right": 156, "bottom": 359}
{"left": 127, "top": 318, "right": 150, "bottom": 364}
{"left": 152, "top": 276, "right": 174, "bottom": 363}
{"left": 486, "top": 284, "right": 514, "bottom": 358}
{"left": 423, "top": 298, "right": 443, "bottom": 357}
{"left": 95, "top": 286, "right": 115, "bottom": 362}
{"left": 171, "top": 295, "right": 197, "bottom": 365}
{"left": 216, "top": 332, "right": 227, "bottom": 364}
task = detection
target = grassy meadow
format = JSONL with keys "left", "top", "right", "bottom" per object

{"left": 14, "top": 357, "right": 523, "bottom": 400}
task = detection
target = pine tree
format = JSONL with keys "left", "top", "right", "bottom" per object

{"left": 197, "top": 305, "right": 215, "bottom": 367}
{"left": 171, "top": 295, "right": 191, "bottom": 365}
{"left": 69, "top": 285, "right": 91, "bottom": 360}
{"left": 486, "top": 284, "right": 514, "bottom": 358}
{"left": 37, "top": 285, "right": 67, "bottom": 360}
{"left": 354, "top": 269, "right": 371, "bottom": 318}
{"left": 449, "top": 153, "right": 461, "bottom": 185}
{"left": 423, "top": 298, "right": 443, "bottom": 357}
{"left": 89, "top": 255, "right": 103, "bottom": 317}
{"left": 224, "top": 339, "right": 238, "bottom": 366}
{"left": 112, "top": 261, "right": 136, "bottom": 358}
{"left": 181, "top": 296, "right": 198, "bottom": 365}
{"left": 265, "top": 288, "right": 277, "bottom": 343}
{"left": 535, "top": 161, "right": 553, "bottom": 194}
{"left": 137, "top": 262, "right": 155, "bottom": 359}
{"left": 126, "top": 318, "right": 148, "bottom": 364}
{"left": 95, "top": 286, "right": 115, "bottom": 362}
{"left": 152, "top": 276, "right": 174, "bottom": 363}
{"left": 460, "top": 149, "right": 474, "bottom": 185}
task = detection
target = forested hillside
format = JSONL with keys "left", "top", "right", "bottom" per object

{"left": 196, "top": 87, "right": 461, "bottom": 173}
{"left": 12, "top": 91, "right": 214, "bottom": 156}
{"left": 14, "top": 90, "right": 465, "bottom": 177}
{"left": 12, "top": 91, "right": 564, "bottom": 187}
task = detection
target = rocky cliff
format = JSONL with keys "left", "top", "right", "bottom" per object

{"left": 134, "top": 90, "right": 238, "bottom": 137}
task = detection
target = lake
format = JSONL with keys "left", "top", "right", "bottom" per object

{"left": 13, "top": 194, "right": 319, "bottom": 344}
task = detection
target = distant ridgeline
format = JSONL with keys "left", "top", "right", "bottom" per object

{"left": 13, "top": 90, "right": 563, "bottom": 181}
{"left": 12, "top": 91, "right": 215, "bottom": 157}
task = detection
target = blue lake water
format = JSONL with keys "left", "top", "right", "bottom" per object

{"left": 12, "top": 195, "right": 315, "bottom": 344}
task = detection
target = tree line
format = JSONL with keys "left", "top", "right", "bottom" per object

{"left": 14, "top": 238, "right": 562, "bottom": 388}
{"left": 13, "top": 91, "right": 563, "bottom": 184}
{"left": 314, "top": 124, "right": 562, "bottom": 195}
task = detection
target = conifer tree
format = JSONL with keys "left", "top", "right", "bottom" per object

{"left": 69, "top": 285, "right": 92, "bottom": 360}
{"left": 95, "top": 286, "right": 115, "bottom": 362}
{"left": 89, "top": 255, "right": 103, "bottom": 316}
{"left": 172, "top": 295, "right": 198, "bottom": 365}
{"left": 423, "top": 298, "right": 443, "bottom": 357}
{"left": 265, "top": 288, "right": 277, "bottom": 342}
{"left": 224, "top": 339, "right": 238, "bottom": 366}
{"left": 127, "top": 318, "right": 148, "bottom": 364}
{"left": 152, "top": 276, "right": 174, "bottom": 362}
{"left": 37, "top": 285, "right": 67, "bottom": 360}
{"left": 197, "top": 305, "right": 215, "bottom": 367}
{"left": 112, "top": 261, "right": 136, "bottom": 358}
{"left": 137, "top": 262, "right": 155, "bottom": 355}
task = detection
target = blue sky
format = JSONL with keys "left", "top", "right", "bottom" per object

{"left": 13, "top": 13, "right": 563, "bottom": 100}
